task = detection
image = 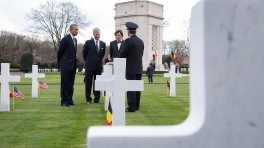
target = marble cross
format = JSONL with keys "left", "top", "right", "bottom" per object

{"left": 95, "top": 58, "right": 144, "bottom": 126}
{"left": 87, "top": 0, "right": 264, "bottom": 147}
{"left": 96, "top": 65, "right": 113, "bottom": 110}
{"left": 164, "top": 65, "right": 182, "bottom": 96}
{"left": 0, "top": 63, "right": 20, "bottom": 111}
{"left": 25, "top": 65, "right": 45, "bottom": 98}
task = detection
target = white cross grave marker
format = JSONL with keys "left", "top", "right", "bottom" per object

{"left": 164, "top": 65, "right": 182, "bottom": 97}
{"left": 0, "top": 63, "right": 20, "bottom": 111}
{"left": 25, "top": 65, "right": 45, "bottom": 98}
{"left": 96, "top": 64, "right": 113, "bottom": 110}
{"left": 87, "top": 0, "right": 264, "bottom": 147}
{"left": 95, "top": 58, "right": 144, "bottom": 126}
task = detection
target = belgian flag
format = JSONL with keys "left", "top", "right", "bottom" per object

{"left": 106, "top": 98, "right": 112, "bottom": 126}
{"left": 171, "top": 51, "right": 177, "bottom": 60}
{"left": 167, "top": 81, "right": 170, "bottom": 96}
{"left": 167, "top": 81, "right": 170, "bottom": 90}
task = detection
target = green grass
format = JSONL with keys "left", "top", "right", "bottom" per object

{"left": 1, "top": 73, "right": 190, "bottom": 148}
{"left": 10, "top": 72, "right": 189, "bottom": 85}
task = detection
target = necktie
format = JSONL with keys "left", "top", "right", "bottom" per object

{"left": 73, "top": 37, "right": 77, "bottom": 49}
{"left": 96, "top": 40, "right": 99, "bottom": 53}
{"left": 117, "top": 40, "right": 122, "bottom": 43}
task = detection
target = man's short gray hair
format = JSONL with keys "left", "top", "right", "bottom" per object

{"left": 93, "top": 28, "right": 100, "bottom": 33}
{"left": 70, "top": 24, "right": 78, "bottom": 29}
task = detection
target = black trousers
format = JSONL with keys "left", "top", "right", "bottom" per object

{"left": 85, "top": 69, "right": 101, "bottom": 103}
{"left": 126, "top": 74, "right": 142, "bottom": 111}
{"left": 60, "top": 69, "right": 76, "bottom": 105}
{"left": 148, "top": 76, "right": 153, "bottom": 82}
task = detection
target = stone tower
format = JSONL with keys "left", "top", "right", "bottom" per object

{"left": 114, "top": 0, "right": 164, "bottom": 70}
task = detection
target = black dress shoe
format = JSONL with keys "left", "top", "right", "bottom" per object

{"left": 61, "top": 104, "right": 70, "bottom": 107}
{"left": 69, "top": 103, "right": 77, "bottom": 106}
{"left": 87, "top": 101, "right": 92, "bottom": 104}
{"left": 94, "top": 101, "right": 102, "bottom": 104}
{"left": 125, "top": 107, "right": 135, "bottom": 112}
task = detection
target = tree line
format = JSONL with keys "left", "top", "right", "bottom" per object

{"left": 0, "top": 0, "right": 190, "bottom": 71}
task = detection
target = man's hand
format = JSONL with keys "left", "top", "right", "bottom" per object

{"left": 106, "top": 62, "right": 114, "bottom": 65}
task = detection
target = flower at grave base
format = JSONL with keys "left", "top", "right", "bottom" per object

{"left": 9, "top": 91, "right": 13, "bottom": 98}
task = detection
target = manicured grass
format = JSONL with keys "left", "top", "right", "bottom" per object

{"left": 10, "top": 72, "right": 189, "bottom": 85}
{"left": 1, "top": 73, "right": 190, "bottom": 147}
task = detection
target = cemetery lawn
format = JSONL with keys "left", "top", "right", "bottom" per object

{"left": 1, "top": 73, "right": 189, "bottom": 148}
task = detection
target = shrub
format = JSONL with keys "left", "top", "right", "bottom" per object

{"left": 10, "top": 63, "right": 20, "bottom": 68}
{"left": 20, "top": 53, "right": 33, "bottom": 73}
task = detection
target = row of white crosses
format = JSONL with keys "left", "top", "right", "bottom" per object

{"left": 38, "top": 68, "right": 57, "bottom": 72}
{"left": 88, "top": 0, "right": 264, "bottom": 147}
{"left": 95, "top": 59, "right": 183, "bottom": 125}
{"left": 0, "top": 64, "right": 45, "bottom": 111}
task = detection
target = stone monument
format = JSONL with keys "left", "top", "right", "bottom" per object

{"left": 164, "top": 65, "right": 182, "bottom": 97}
{"left": 25, "top": 65, "right": 45, "bottom": 98}
{"left": 114, "top": 0, "right": 164, "bottom": 70}
{"left": 0, "top": 63, "right": 20, "bottom": 111}
{"left": 87, "top": 0, "right": 264, "bottom": 147}
{"left": 95, "top": 58, "right": 144, "bottom": 126}
{"left": 96, "top": 65, "right": 113, "bottom": 110}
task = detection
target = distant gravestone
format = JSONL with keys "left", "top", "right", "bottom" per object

{"left": 25, "top": 65, "right": 45, "bottom": 98}
{"left": 0, "top": 63, "right": 20, "bottom": 111}
{"left": 164, "top": 65, "right": 182, "bottom": 96}
{"left": 95, "top": 58, "right": 144, "bottom": 126}
{"left": 96, "top": 65, "right": 113, "bottom": 110}
{"left": 87, "top": 0, "right": 264, "bottom": 148}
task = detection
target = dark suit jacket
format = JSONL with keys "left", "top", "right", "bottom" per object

{"left": 146, "top": 66, "right": 154, "bottom": 76}
{"left": 150, "top": 62, "right": 156, "bottom": 70}
{"left": 57, "top": 34, "right": 77, "bottom": 71}
{"left": 110, "top": 40, "right": 124, "bottom": 60}
{"left": 82, "top": 39, "right": 106, "bottom": 72}
{"left": 105, "top": 58, "right": 112, "bottom": 64}
{"left": 118, "top": 35, "right": 144, "bottom": 74}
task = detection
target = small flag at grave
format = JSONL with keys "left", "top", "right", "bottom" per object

{"left": 171, "top": 51, "right": 177, "bottom": 60}
{"left": 39, "top": 81, "right": 48, "bottom": 89}
{"left": 106, "top": 98, "right": 112, "bottom": 126}
{"left": 9, "top": 91, "right": 13, "bottom": 98}
{"left": 167, "top": 81, "right": 170, "bottom": 90}
{"left": 174, "top": 53, "right": 177, "bottom": 59}
{"left": 14, "top": 87, "right": 24, "bottom": 100}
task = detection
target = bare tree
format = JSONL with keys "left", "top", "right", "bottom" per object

{"left": 0, "top": 31, "right": 10, "bottom": 62}
{"left": 0, "top": 31, "right": 30, "bottom": 63}
{"left": 26, "top": 0, "right": 91, "bottom": 52}
{"left": 165, "top": 39, "right": 189, "bottom": 64}
{"left": 183, "top": 19, "right": 190, "bottom": 57}
{"left": 163, "top": 19, "right": 170, "bottom": 28}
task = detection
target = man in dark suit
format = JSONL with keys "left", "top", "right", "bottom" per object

{"left": 146, "top": 63, "right": 154, "bottom": 83}
{"left": 118, "top": 22, "right": 144, "bottom": 112}
{"left": 150, "top": 60, "right": 156, "bottom": 71}
{"left": 57, "top": 24, "right": 79, "bottom": 107}
{"left": 82, "top": 28, "right": 106, "bottom": 104}
{"left": 105, "top": 54, "right": 112, "bottom": 64}
{"left": 110, "top": 29, "right": 124, "bottom": 60}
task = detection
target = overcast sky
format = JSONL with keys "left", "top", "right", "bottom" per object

{"left": 0, "top": 0, "right": 200, "bottom": 44}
